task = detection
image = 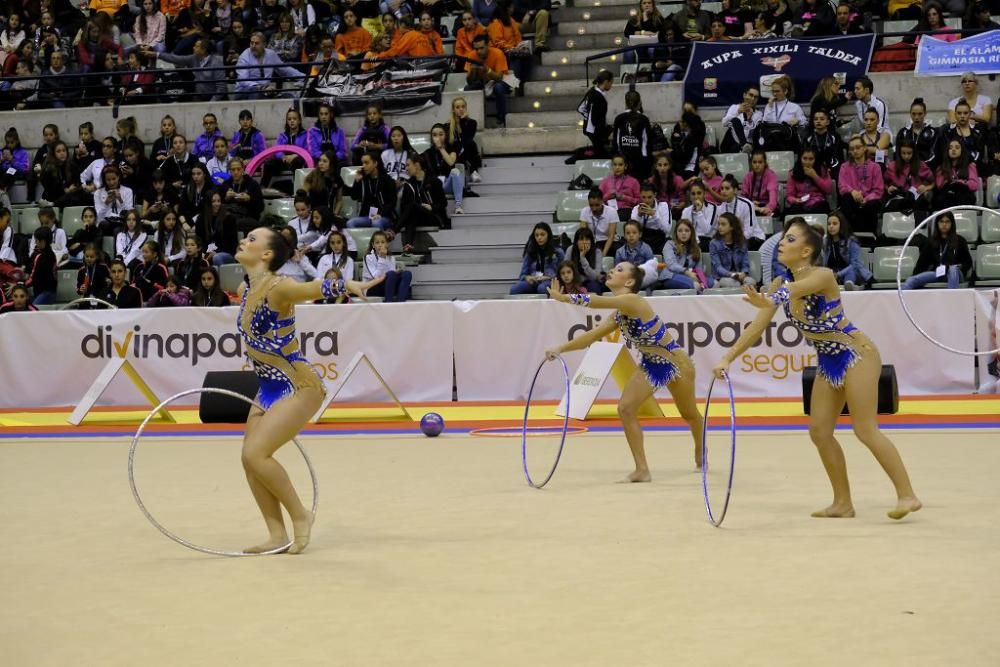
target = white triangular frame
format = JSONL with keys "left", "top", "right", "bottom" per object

{"left": 556, "top": 342, "right": 664, "bottom": 421}
{"left": 68, "top": 357, "right": 175, "bottom": 426}
{"left": 311, "top": 352, "right": 413, "bottom": 423}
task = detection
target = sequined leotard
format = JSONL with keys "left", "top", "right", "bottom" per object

{"left": 615, "top": 311, "right": 683, "bottom": 388}
{"left": 781, "top": 290, "right": 864, "bottom": 388}
{"left": 238, "top": 276, "right": 322, "bottom": 408}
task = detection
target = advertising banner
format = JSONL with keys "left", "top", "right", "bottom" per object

{"left": 916, "top": 30, "right": 1000, "bottom": 77}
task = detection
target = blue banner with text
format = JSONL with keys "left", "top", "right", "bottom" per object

{"left": 916, "top": 30, "right": 1000, "bottom": 76}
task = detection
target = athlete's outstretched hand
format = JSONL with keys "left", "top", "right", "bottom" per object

{"left": 711, "top": 359, "right": 730, "bottom": 380}
{"left": 742, "top": 285, "right": 772, "bottom": 310}
{"left": 545, "top": 347, "right": 561, "bottom": 361}
{"left": 546, "top": 283, "right": 568, "bottom": 302}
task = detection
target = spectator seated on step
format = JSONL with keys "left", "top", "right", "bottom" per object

{"left": 368, "top": 14, "right": 435, "bottom": 61}
{"left": 464, "top": 33, "right": 512, "bottom": 129}
{"left": 454, "top": 10, "right": 487, "bottom": 68}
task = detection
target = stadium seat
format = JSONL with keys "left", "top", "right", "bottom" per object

{"left": 574, "top": 159, "right": 612, "bottom": 182}
{"left": 982, "top": 210, "right": 1000, "bottom": 243}
{"left": 976, "top": 244, "right": 1000, "bottom": 286}
{"left": 880, "top": 212, "right": 915, "bottom": 241}
{"left": 340, "top": 198, "right": 358, "bottom": 219}
{"left": 766, "top": 151, "right": 795, "bottom": 182}
{"left": 409, "top": 134, "right": 431, "bottom": 154}
{"left": 17, "top": 207, "right": 40, "bottom": 235}
{"left": 952, "top": 210, "right": 979, "bottom": 244}
{"left": 798, "top": 213, "right": 828, "bottom": 229}
{"left": 651, "top": 288, "right": 697, "bottom": 296}
{"left": 551, "top": 222, "right": 580, "bottom": 244}
{"left": 264, "top": 198, "right": 295, "bottom": 220}
{"left": 348, "top": 228, "right": 378, "bottom": 255}
{"left": 748, "top": 250, "right": 762, "bottom": 283}
{"left": 102, "top": 235, "right": 114, "bottom": 258}
{"left": 871, "top": 246, "right": 918, "bottom": 288}
{"left": 218, "top": 263, "right": 247, "bottom": 293}
{"left": 714, "top": 153, "right": 749, "bottom": 182}
{"left": 757, "top": 216, "right": 774, "bottom": 235}
{"left": 340, "top": 165, "right": 358, "bottom": 188}
{"left": 61, "top": 206, "right": 87, "bottom": 237}
{"left": 293, "top": 168, "right": 313, "bottom": 193}
{"left": 704, "top": 125, "right": 717, "bottom": 151}
{"left": 555, "top": 190, "right": 590, "bottom": 222}
{"left": 602, "top": 255, "right": 614, "bottom": 273}
{"left": 56, "top": 269, "right": 77, "bottom": 303}
{"left": 987, "top": 175, "right": 1000, "bottom": 209}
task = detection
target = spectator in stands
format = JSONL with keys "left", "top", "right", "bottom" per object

{"left": 896, "top": 98, "right": 938, "bottom": 167}
{"left": 382, "top": 126, "right": 414, "bottom": 183}
{"left": 710, "top": 212, "right": 756, "bottom": 287}
{"left": 6, "top": 59, "right": 38, "bottom": 110}
{"left": 41, "top": 141, "right": 87, "bottom": 208}
{"left": 512, "top": 0, "right": 550, "bottom": 52}
{"left": 306, "top": 102, "right": 347, "bottom": 160}
{"left": 398, "top": 152, "right": 447, "bottom": 251}
{"left": 363, "top": 229, "right": 412, "bottom": 301}
{"left": 552, "top": 260, "right": 587, "bottom": 296}
{"left": 706, "top": 17, "right": 733, "bottom": 41}
{"left": 903, "top": 211, "right": 973, "bottom": 290}
{"left": 424, "top": 123, "right": 466, "bottom": 215}
{"left": 119, "top": 51, "right": 157, "bottom": 102}
{"left": 347, "top": 150, "right": 397, "bottom": 231}
{"left": 151, "top": 115, "right": 177, "bottom": 164}
{"left": 648, "top": 155, "right": 687, "bottom": 215}
{"left": 287, "top": 195, "right": 321, "bottom": 251}
{"left": 254, "top": 0, "right": 284, "bottom": 36}
{"left": 351, "top": 103, "right": 391, "bottom": 164}
{"left": 612, "top": 90, "right": 653, "bottom": 181}
{"left": 115, "top": 209, "right": 147, "bottom": 267}
{"left": 838, "top": 136, "right": 884, "bottom": 236}
{"left": 763, "top": 0, "right": 792, "bottom": 34}
{"left": 446, "top": 96, "right": 483, "bottom": 183}
{"left": 933, "top": 139, "right": 980, "bottom": 210}
{"left": 792, "top": 0, "right": 834, "bottom": 35}
{"left": 850, "top": 76, "right": 889, "bottom": 134}
{"left": 144, "top": 273, "right": 194, "bottom": 307}
{"left": 223, "top": 18, "right": 250, "bottom": 66}
{"left": 568, "top": 227, "right": 605, "bottom": 294}
{"left": 315, "top": 231, "right": 354, "bottom": 283}
{"left": 510, "top": 222, "right": 563, "bottom": 295}
{"left": 268, "top": 12, "right": 303, "bottom": 62}
{"left": 302, "top": 151, "right": 343, "bottom": 213}
{"left": 260, "top": 108, "right": 308, "bottom": 193}
{"left": 785, "top": 148, "right": 832, "bottom": 215}
{"left": 654, "top": 219, "right": 711, "bottom": 291}
{"left": 0, "top": 285, "right": 37, "bottom": 313}
{"left": 742, "top": 151, "right": 778, "bottom": 218}
{"left": 473, "top": 0, "right": 500, "bottom": 26}
{"left": 191, "top": 266, "right": 230, "bottom": 306}
{"left": 672, "top": 0, "right": 712, "bottom": 41}
{"left": 578, "top": 70, "right": 614, "bottom": 158}
{"left": 230, "top": 109, "right": 267, "bottom": 162}
{"left": 465, "top": 32, "right": 512, "bottom": 128}
{"left": 487, "top": 4, "right": 529, "bottom": 83}
{"left": 761, "top": 75, "right": 806, "bottom": 127}
{"left": 178, "top": 163, "right": 213, "bottom": 229}
{"left": 833, "top": 3, "right": 864, "bottom": 34}
{"left": 580, "top": 186, "right": 619, "bottom": 257}
{"left": 695, "top": 155, "right": 723, "bottom": 204}
{"left": 67, "top": 208, "right": 102, "bottom": 265}
{"left": 131, "top": 0, "right": 167, "bottom": 53}
{"left": 906, "top": 2, "right": 957, "bottom": 44}
{"left": 235, "top": 31, "right": 305, "bottom": 98}
{"left": 171, "top": 0, "right": 215, "bottom": 55}
{"left": 37, "top": 50, "right": 81, "bottom": 108}
{"left": 287, "top": 0, "right": 316, "bottom": 38}
{"left": 192, "top": 113, "right": 223, "bottom": 160}
{"left": 802, "top": 109, "right": 845, "bottom": 177}
{"left": 856, "top": 107, "right": 892, "bottom": 166}
{"left": 718, "top": 0, "right": 752, "bottom": 37}
{"left": 150, "top": 39, "right": 226, "bottom": 100}
{"left": 454, "top": 11, "right": 485, "bottom": 65}
{"left": 963, "top": 2, "right": 999, "bottom": 33}
{"left": 682, "top": 180, "right": 717, "bottom": 249}
{"left": 162, "top": 134, "right": 201, "bottom": 189}
{"left": 809, "top": 76, "right": 848, "bottom": 128}
{"left": 615, "top": 220, "right": 655, "bottom": 286}
{"left": 141, "top": 171, "right": 179, "bottom": 226}
{"left": 24, "top": 227, "right": 57, "bottom": 304}
{"left": 100, "top": 258, "right": 143, "bottom": 307}
{"left": 623, "top": 0, "right": 666, "bottom": 64}
{"left": 33, "top": 11, "right": 64, "bottom": 70}
{"left": 27, "top": 208, "right": 68, "bottom": 266}
{"left": 631, "top": 182, "right": 672, "bottom": 253}
{"left": 1, "top": 128, "right": 30, "bottom": 181}
{"left": 600, "top": 155, "right": 641, "bottom": 221}
{"left": 1, "top": 14, "right": 25, "bottom": 56}
{"left": 745, "top": 11, "right": 778, "bottom": 38}
{"left": 219, "top": 158, "right": 264, "bottom": 231}
{"left": 336, "top": 9, "right": 372, "bottom": 59}
{"left": 156, "top": 212, "right": 186, "bottom": 266}
{"left": 419, "top": 12, "right": 444, "bottom": 54}
{"left": 200, "top": 191, "right": 239, "bottom": 265}
{"left": 371, "top": 14, "right": 435, "bottom": 58}
{"left": 948, "top": 72, "right": 992, "bottom": 125}
{"left": 716, "top": 174, "right": 764, "bottom": 249}
{"left": 940, "top": 99, "right": 987, "bottom": 173}
{"left": 721, "top": 87, "right": 761, "bottom": 154}
{"left": 176, "top": 234, "right": 209, "bottom": 290}
{"left": 822, "top": 210, "right": 871, "bottom": 290}
{"left": 671, "top": 106, "right": 707, "bottom": 177}
{"left": 75, "top": 122, "right": 102, "bottom": 172}
{"left": 889, "top": 0, "right": 921, "bottom": 19}
{"left": 76, "top": 243, "right": 111, "bottom": 300}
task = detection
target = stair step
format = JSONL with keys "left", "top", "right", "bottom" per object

{"left": 573, "top": 0, "right": 636, "bottom": 7}
{"left": 460, "top": 193, "right": 556, "bottom": 213}
{"left": 431, "top": 244, "right": 524, "bottom": 263}
{"left": 410, "top": 280, "right": 514, "bottom": 301}
{"left": 431, "top": 227, "right": 539, "bottom": 246}
{"left": 550, "top": 33, "right": 628, "bottom": 49}
{"left": 412, "top": 262, "right": 522, "bottom": 281}
{"left": 542, "top": 48, "right": 618, "bottom": 65}
{"left": 507, "top": 95, "right": 585, "bottom": 113}
{"left": 558, "top": 5, "right": 636, "bottom": 20}
{"left": 484, "top": 155, "right": 572, "bottom": 168}
{"left": 452, "top": 211, "right": 553, "bottom": 227}
{"left": 507, "top": 111, "right": 584, "bottom": 128}
{"left": 470, "top": 181, "right": 569, "bottom": 195}
{"left": 558, "top": 19, "right": 625, "bottom": 34}
{"left": 477, "top": 164, "right": 572, "bottom": 182}
{"left": 478, "top": 126, "right": 584, "bottom": 155}
{"left": 524, "top": 79, "right": 590, "bottom": 96}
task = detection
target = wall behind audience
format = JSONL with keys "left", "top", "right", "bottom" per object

{"left": 0, "top": 92, "right": 485, "bottom": 148}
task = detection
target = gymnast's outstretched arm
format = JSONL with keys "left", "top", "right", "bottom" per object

{"left": 546, "top": 284, "right": 646, "bottom": 317}
{"left": 546, "top": 317, "right": 617, "bottom": 360}
{"left": 271, "top": 275, "right": 377, "bottom": 307}
{"left": 711, "top": 287, "right": 779, "bottom": 378}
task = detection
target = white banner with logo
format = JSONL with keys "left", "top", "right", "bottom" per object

{"left": 453, "top": 291, "right": 977, "bottom": 400}
{"left": 975, "top": 288, "right": 1000, "bottom": 394}
{"left": 0, "top": 303, "right": 454, "bottom": 407}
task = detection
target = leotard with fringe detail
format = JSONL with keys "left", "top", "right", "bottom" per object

{"left": 238, "top": 275, "right": 322, "bottom": 409}
{"left": 614, "top": 310, "right": 683, "bottom": 388}
{"left": 779, "top": 281, "right": 865, "bottom": 388}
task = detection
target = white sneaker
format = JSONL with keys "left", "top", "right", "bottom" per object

{"left": 454, "top": 204, "right": 464, "bottom": 215}
{"left": 470, "top": 170, "right": 482, "bottom": 183}
{"left": 844, "top": 280, "right": 856, "bottom": 291}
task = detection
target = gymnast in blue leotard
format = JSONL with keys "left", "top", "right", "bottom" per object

{"left": 545, "top": 262, "right": 705, "bottom": 482}
{"left": 236, "top": 226, "right": 372, "bottom": 554}
{"left": 714, "top": 218, "right": 922, "bottom": 521}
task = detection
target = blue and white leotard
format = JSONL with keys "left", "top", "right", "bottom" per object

{"left": 615, "top": 311, "right": 683, "bottom": 388}
{"left": 238, "top": 276, "right": 323, "bottom": 408}
{"left": 781, "top": 290, "right": 865, "bottom": 388}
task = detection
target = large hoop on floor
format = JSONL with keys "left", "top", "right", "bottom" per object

{"left": 701, "top": 371, "right": 736, "bottom": 527}
{"left": 128, "top": 387, "right": 319, "bottom": 557}
{"left": 60, "top": 297, "right": 117, "bottom": 310}
{"left": 897, "top": 204, "right": 1000, "bottom": 356}
{"left": 521, "top": 355, "right": 571, "bottom": 489}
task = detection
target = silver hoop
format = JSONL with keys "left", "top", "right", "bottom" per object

{"left": 60, "top": 297, "right": 118, "bottom": 310}
{"left": 896, "top": 204, "right": 1000, "bottom": 357}
{"left": 128, "top": 387, "right": 319, "bottom": 557}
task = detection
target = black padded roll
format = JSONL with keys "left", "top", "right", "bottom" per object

{"left": 802, "top": 365, "right": 898, "bottom": 415}
{"left": 199, "top": 371, "right": 260, "bottom": 423}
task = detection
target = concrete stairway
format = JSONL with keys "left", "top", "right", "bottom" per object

{"left": 412, "top": 156, "right": 573, "bottom": 300}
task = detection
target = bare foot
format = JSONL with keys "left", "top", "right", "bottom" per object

{"left": 244, "top": 536, "right": 290, "bottom": 554}
{"left": 620, "top": 469, "right": 652, "bottom": 483}
{"left": 888, "top": 496, "right": 922, "bottom": 520}
{"left": 287, "top": 512, "right": 314, "bottom": 555}
{"left": 694, "top": 446, "right": 704, "bottom": 471}
{"left": 811, "top": 503, "right": 856, "bottom": 518}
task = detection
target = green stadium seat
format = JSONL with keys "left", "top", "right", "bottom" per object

{"left": 218, "top": 263, "right": 247, "bottom": 293}
{"left": 880, "top": 212, "right": 915, "bottom": 241}
{"left": 714, "top": 153, "right": 749, "bottom": 182}
{"left": 982, "top": 210, "right": 1000, "bottom": 243}
{"left": 555, "top": 190, "right": 590, "bottom": 223}
{"left": 56, "top": 269, "right": 78, "bottom": 303}
{"left": 871, "top": 245, "right": 918, "bottom": 288}
{"left": 409, "top": 134, "right": 431, "bottom": 154}
{"left": 293, "top": 168, "right": 313, "bottom": 193}
{"left": 987, "top": 175, "right": 1000, "bottom": 209}
{"left": 17, "top": 207, "right": 40, "bottom": 235}
{"left": 574, "top": 159, "right": 612, "bottom": 182}
{"left": 340, "top": 165, "right": 358, "bottom": 188}
{"left": 757, "top": 216, "right": 774, "bottom": 235}
{"left": 976, "top": 243, "right": 1000, "bottom": 285}
{"left": 61, "top": 206, "right": 88, "bottom": 237}
{"left": 748, "top": 250, "right": 762, "bottom": 283}
{"left": 952, "top": 210, "right": 979, "bottom": 244}
{"left": 348, "top": 228, "right": 378, "bottom": 255}
{"left": 798, "top": 213, "right": 828, "bottom": 230}
{"left": 765, "top": 151, "right": 795, "bottom": 182}
{"left": 264, "top": 198, "right": 295, "bottom": 220}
